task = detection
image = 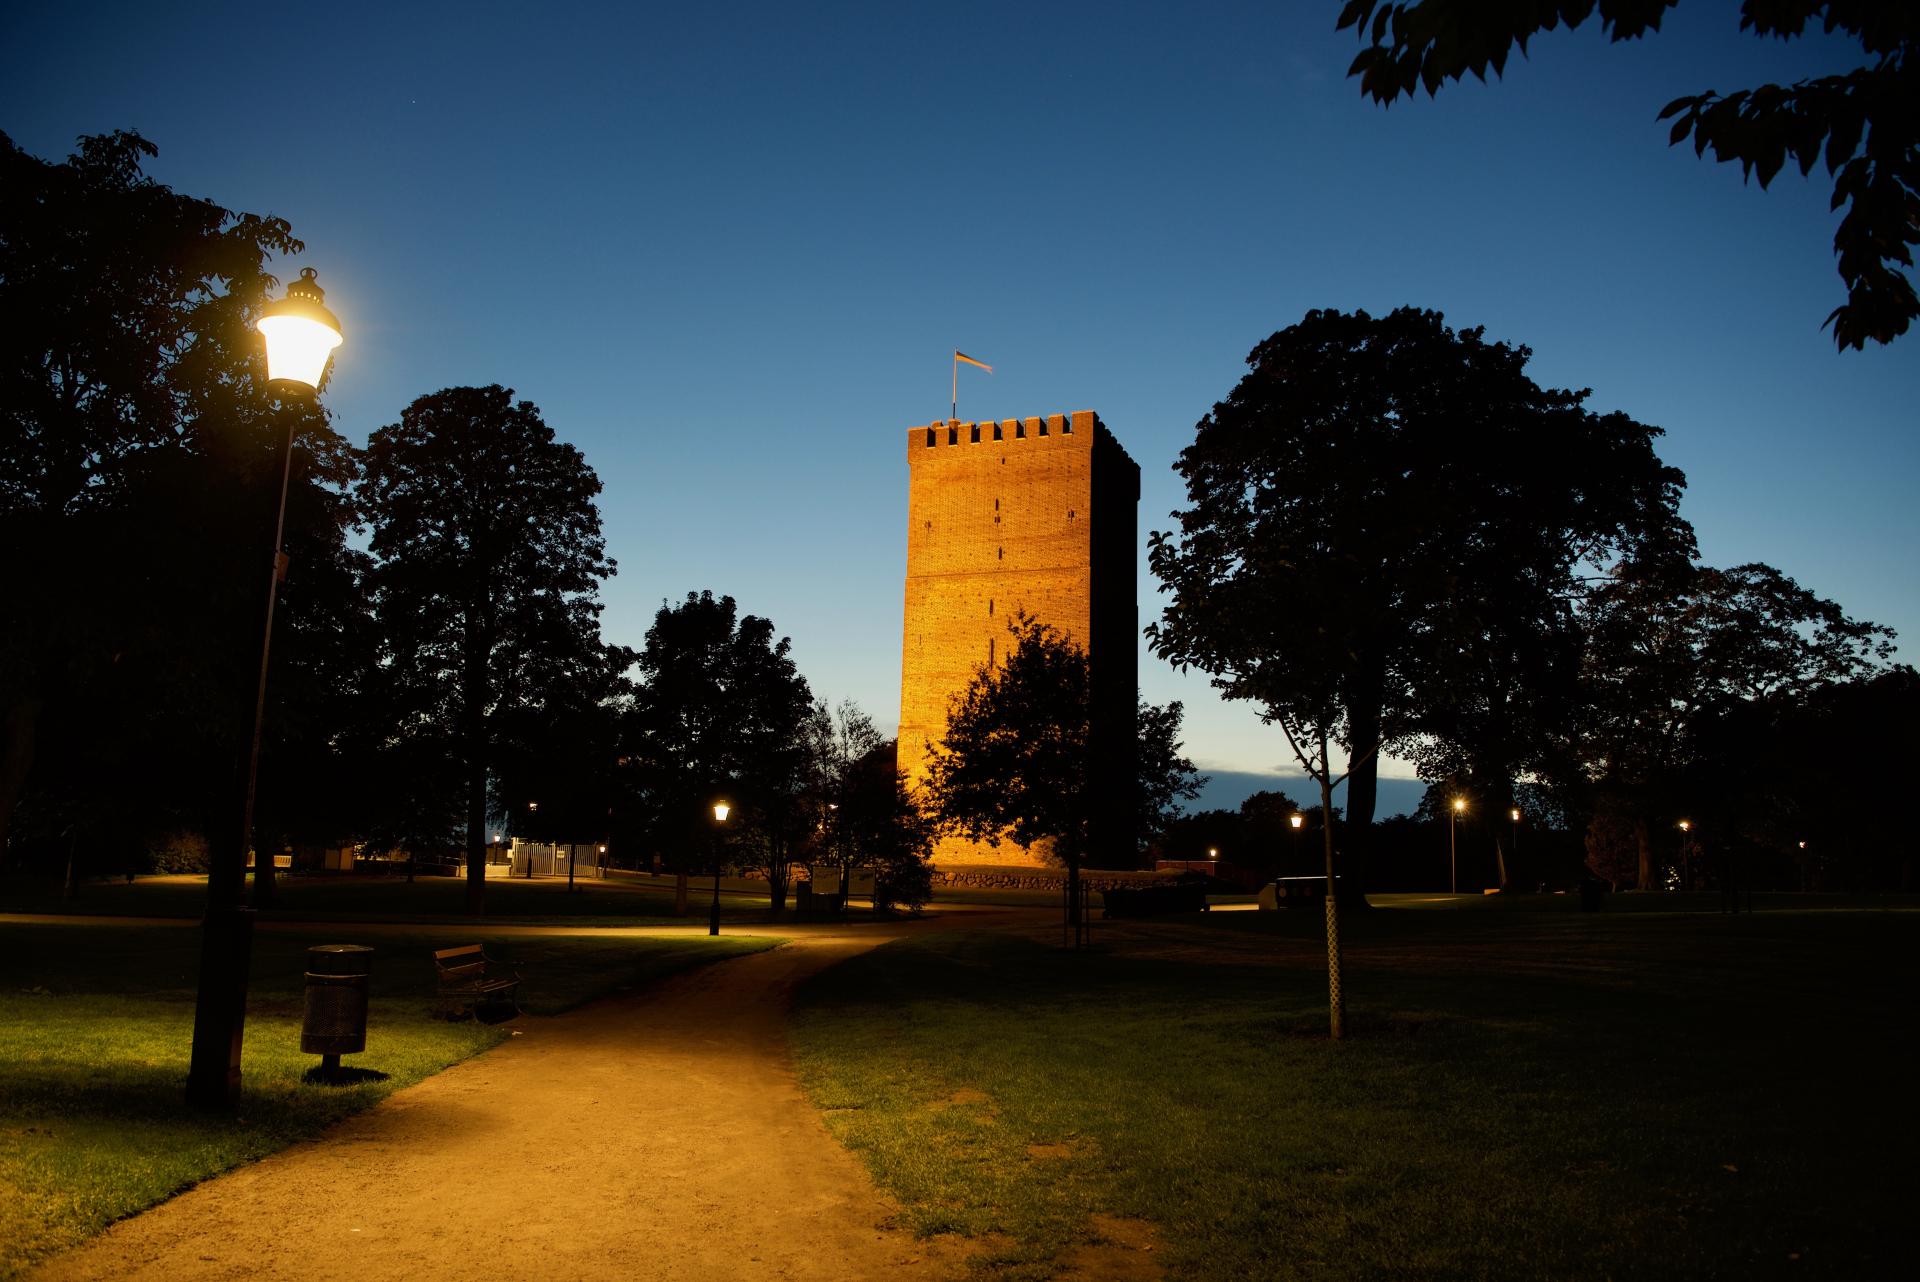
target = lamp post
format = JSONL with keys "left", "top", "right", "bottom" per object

{"left": 1289, "top": 812, "right": 1303, "bottom": 874}
{"left": 1678, "top": 819, "right": 1691, "bottom": 892}
{"left": 710, "top": 801, "right": 730, "bottom": 936}
{"left": 1509, "top": 806, "right": 1521, "bottom": 875}
{"left": 186, "top": 268, "right": 342, "bottom": 1110}
{"left": 1450, "top": 797, "right": 1466, "bottom": 894}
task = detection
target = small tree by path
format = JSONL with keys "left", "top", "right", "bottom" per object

{"left": 925, "top": 614, "right": 1200, "bottom": 944}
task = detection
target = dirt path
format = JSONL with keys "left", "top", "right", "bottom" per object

{"left": 28, "top": 924, "right": 990, "bottom": 1282}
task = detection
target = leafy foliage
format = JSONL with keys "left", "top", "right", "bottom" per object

{"left": 622, "top": 591, "right": 816, "bottom": 908}
{"left": 808, "top": 703, "right": 936, "bottom": 912}
{"left": 925, "top": 614, "right": 1095, "bottom": 868}
{"left": 1336, "top": 2, "right": 1920, "bottom": 347}
{"left": 1150, "top": 307, "right": 1683, "bottom": 891}
{"left": 361, "top": 386, "right": 616, "bottom": 910}
{"left": 0, "top": 129, "right": 364, "bottom": 882}
{"left": 1135, "top": 698, "right": 1207, "bottom": 852}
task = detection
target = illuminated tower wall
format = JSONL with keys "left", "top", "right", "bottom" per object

{"left": 898, "top": 410, "right": 1140, "bottom": 867}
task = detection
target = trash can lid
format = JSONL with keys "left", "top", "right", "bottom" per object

{"left": 307, "top": 944, "right": 374, "bottom": 974}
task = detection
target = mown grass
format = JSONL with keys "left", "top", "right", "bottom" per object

{"left": 0, "top": 921, "right": 777, "bottom": 1278}
{"left": 792, "top": 899, "right": 1916, "bottom": 1280}
{"left": 0, "top": 870, "right": 795, "bottom": 926}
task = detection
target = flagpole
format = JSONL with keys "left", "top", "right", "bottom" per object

{"left": 951, "top": 351, "right": 958, "bottom": 425}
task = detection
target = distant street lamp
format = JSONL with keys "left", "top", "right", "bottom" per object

{"left": 186, "top": 268, "right": 342, "bottom": 1110}
{"left": 710, "top": 801, "right": 731, "bottom": 936}
{"left": 1509, "top": 807, "right": 1522, "bottom": 870}
{"left": 1678, "top": 819, "right": 1692, "bottom": 891}
{"left": 1450, "top": 797, "right": 1466, "bottom": 894}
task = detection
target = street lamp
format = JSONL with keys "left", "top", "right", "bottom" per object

{"left": 1450, "top": 797, "right": 1466, "bottom": 894}
{"left": 710, "top": 801, "right": 731, "bottom": 936}
{"left": 186, "top": 267, "right": 343, "bottom": 1109}
{"left": 1509, "top": 807, "right": 1522, "bottom": 871}
{"left": 1678, "top": 819, "right": 1692, "bottom": 891}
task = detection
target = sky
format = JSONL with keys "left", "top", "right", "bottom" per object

{"left": 4, "top": 1, "right": 1914, "bottom": 815}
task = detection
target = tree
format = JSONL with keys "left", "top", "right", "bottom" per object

{"left": 622, "top": 591, "right": 816, "bottom": 912}
{"left": 1136, "top": 699, "right": 1208, "bottom": 859}
{"left": 843, "top": 740, "right": 939, "bottom": 913}
{"left": 1571, "top": 556, "right": 1893, "bottom": 886}
{"left": 360, "top": 386, "right": 615, "bottom": 915}
{"left": 0, "top": 129, "right": 363, "bottom": 895}
{"left": 925, "top": 614, "right": 1094, "bottom": 934}
{"left": 1150, "top": 308, "right": 1683, "bottom": 902}
{"left": 925, "top": 613, "right": 1200, "bottom": 936}
{"left": 1336, "top": 2, "right": 1920, "bottom": 348}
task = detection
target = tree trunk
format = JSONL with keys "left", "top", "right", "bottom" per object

{"left": 62, "top": 828, "right": 80, "bottom": 899}
{"left": 1341, "top": 661, "right": 1382, "bottom": 909}
{"left": 1634, "top": 815, "right": 1653, "bottom": 891}
{"left": 462, "top": 614, "right": 488, "bottom": 917}
{"left": 465, "top": 760, "right": 487, "bottom": 916}
{"left": 1317, "top": 732, "right": 1345, "bottom": 1040}
{"left": 0, "top": 697, "right": 42, "bottom": 859}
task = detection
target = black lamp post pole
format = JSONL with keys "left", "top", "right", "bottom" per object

{"left": 186, "top": 395, "right": 300, "bottom": 1109}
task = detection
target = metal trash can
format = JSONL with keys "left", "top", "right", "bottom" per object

{"left": 302, "top": 945, "right": 373, "bottom": 1071}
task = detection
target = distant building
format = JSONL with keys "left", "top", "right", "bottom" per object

{"left": 898, "top": 410, "right": 1140, "bottom": 868}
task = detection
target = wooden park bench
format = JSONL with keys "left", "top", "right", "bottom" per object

{"left": 432, "top": 944, "right": 522, "bottom": 1022}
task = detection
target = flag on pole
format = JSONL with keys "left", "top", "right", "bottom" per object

{"left": 952, "top": 350, "right": 994, "bottom": 424}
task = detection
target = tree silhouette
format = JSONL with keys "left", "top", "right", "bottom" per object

{"left": 1572, "top": 556, "right": 1893, "bottom": 886}
{"left": 623, "top": 591, "right": 815, "bottom": 911}
{"left": 1136, "top": 698, "right": 1208, "bottom": 855}
{"left": 925, "top": 613, "right": 1201, "bottom": 932}
{"left": 1151, "top": 308, "right": 1683, "bottom": 898}
{"left": 1336, "top": 2, "right": 1920, "bottom": 348}
{"left": 926, "top": 614, "right": 1096, "bottom": 928}
{"left": 0, "top": 129, "right": 361, "bottom": 890}
{"left": 361, "top": 385, "right": 614, "bottom": 915}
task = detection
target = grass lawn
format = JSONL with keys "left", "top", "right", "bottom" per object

{"left": 0, "top": 920, "right": 777, "bottom": 1279}
{"left": 792, "top": 897, "right": 1917, "bottom": 1280}
{"left": 0, "top": 870, "right": 792, "bottom": 926}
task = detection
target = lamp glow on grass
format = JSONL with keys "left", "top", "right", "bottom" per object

{"left": 792, "top": 904, "right": 1915, "bottom": 1281}
{"left": 0, "top": 923, "right": 776, "bottom": 1278}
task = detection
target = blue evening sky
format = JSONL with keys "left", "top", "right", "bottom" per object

{"left": 5, "top": 1, "right": 1914, "bottom": 808}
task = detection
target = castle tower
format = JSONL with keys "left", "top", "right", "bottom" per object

{"left": 898, "top": 410, "right": 1141, "bottom": 867}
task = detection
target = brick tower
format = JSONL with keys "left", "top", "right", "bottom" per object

{"left": 898, "top": 410, "right": 1141, "bottom": 867}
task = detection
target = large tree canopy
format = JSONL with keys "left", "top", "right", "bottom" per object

{"left": 361, "top": 385, "right": 615, "bottom": 914}
{"left": 622, "top": 590, "right": 815, "bottom": 911}
{"left": 1571, "top": 555, "right": 1893, "bottom": 887}
{"left": 0, "top": 129, "right": 362, "bottom": 884}
{"left": 925, "top": 613, "right": 1202, "bottom": 933}
{"left": 1336, "top": 2, "right": 1920, "bottom": 348}
{"left": 1150, "top": 307, "right": 1685, "bottom": 895}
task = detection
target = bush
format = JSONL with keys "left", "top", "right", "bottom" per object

{"left": 148, "top": 830, "right": 210, "bottom": 874}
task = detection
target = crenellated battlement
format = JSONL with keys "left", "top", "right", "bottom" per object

{"left": 907, "top": 410, "right": 1135, "bottom": 466}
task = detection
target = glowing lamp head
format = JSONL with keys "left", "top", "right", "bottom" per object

{"left": 598, "top": 844, "right": 607, "bottom": 854}
{"left": 256, "top": 267, "right": 342, "bottom": 391}
{"left": 1453, "top": 798, "right": 1466, "bottom": 813}
{"left": 713, "top": 801, "right": 731, "bottom": 823}
{"left": 1289, "top": 814, "right": 1303, "bottom": 830}
{"left": 1678, "top": 819, "right": 1690, "bottom": 832}
{"left": 1510, "top": 808, "right": 1521, "bottom": 822}
{"left": 1207, "top": 847, "right": 1218, "bottom": 859}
